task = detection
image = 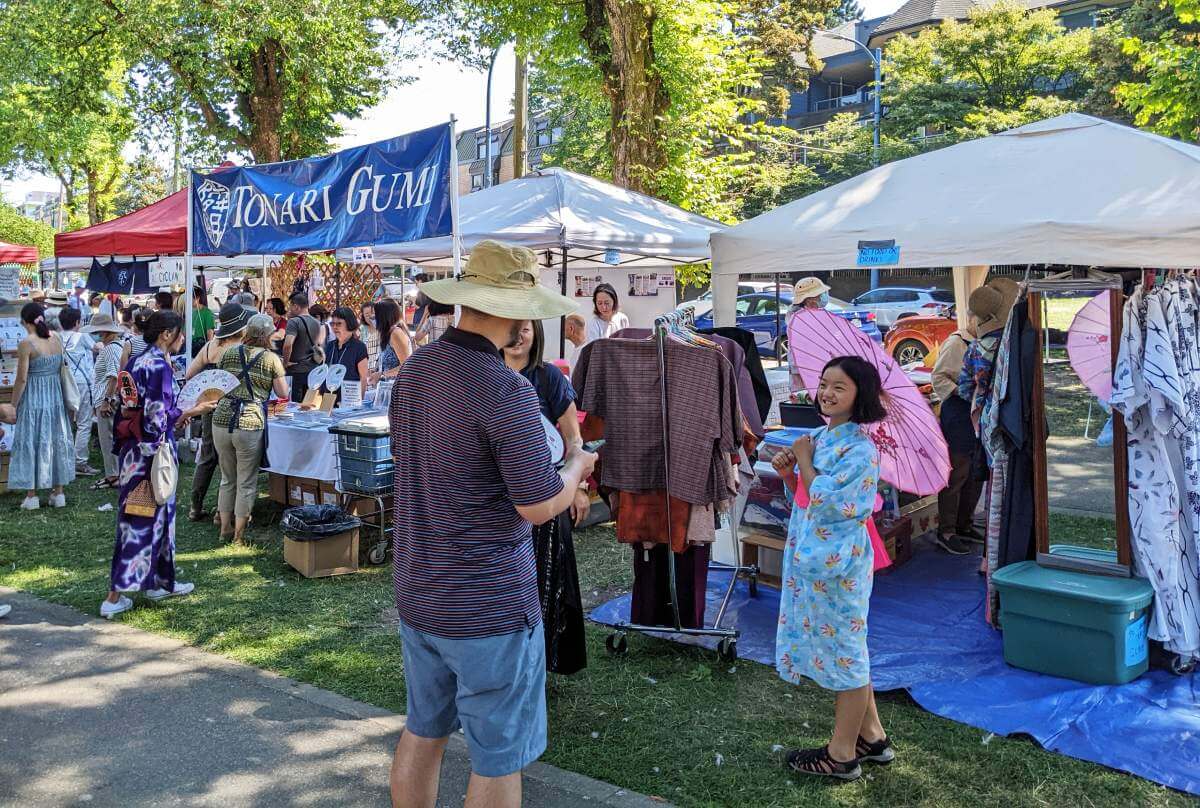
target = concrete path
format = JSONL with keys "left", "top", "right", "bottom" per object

{"left": 0, "top": 590, "right": 663, "bottom": 808}
{"left": 1046, "top": 436, "right": 1118, "bottom": 518}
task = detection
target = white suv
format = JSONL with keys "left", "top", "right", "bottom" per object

{"left": 849, "top": 287, "right": 955, "bottom": 330}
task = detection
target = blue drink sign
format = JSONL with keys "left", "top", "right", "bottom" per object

{"left": 857, "top": 239, "right": 900, "bottom": 266}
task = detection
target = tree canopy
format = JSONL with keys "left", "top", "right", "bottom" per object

{"left": 882, "top": 1, "right": 1094, "bottom": 142}
{"left": 1113, "top": 0, "right": 1200, "bottom": 140}
{"left": 0, "top": 202, "right": 56, "bottom": 257}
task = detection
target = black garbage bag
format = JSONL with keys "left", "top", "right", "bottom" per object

{"left": 281, "top": 505, "right": 362, "bottom": 542}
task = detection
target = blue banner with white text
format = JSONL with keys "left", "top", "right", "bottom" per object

{"left": 190, "top": 123, "right": 454, "bottom": 256}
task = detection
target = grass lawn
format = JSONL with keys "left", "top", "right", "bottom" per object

{"left": 0, "top": 460, "right": 1189, "bottom": 807}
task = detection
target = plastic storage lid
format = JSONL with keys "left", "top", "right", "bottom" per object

{"left": 762, "top": 426, "right": 819, "bottom": 447}
{"left": 992, "top": 561, "right": 1153, "bottom": 610}
{"left": 330, "top": 414, "right": 390, "bottom": 436}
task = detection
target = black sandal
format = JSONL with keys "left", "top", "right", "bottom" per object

{"left": 90, "top": 477, "right": 118, "bottom": 490}
{"left": 856, "top": 735, "right": 895, "bottom": 764}
{"left": 785, "top": 746, "right": 861, "bottom": 781}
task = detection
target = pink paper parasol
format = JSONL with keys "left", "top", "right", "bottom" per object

{"left": 1066, "top": 292, "right": 1112, "bottom": 403}
{"left": 787, "top": 309, "right": 950, "bottom": 496}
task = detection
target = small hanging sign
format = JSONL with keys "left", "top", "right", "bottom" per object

{"left": 856, "top": 239, "right": 900, "bottom": 266}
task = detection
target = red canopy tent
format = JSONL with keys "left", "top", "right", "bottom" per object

{"left": 0, "top": 240, "right": 38, "bottom": 263}
{"left": 54, "top": 189, "right": 186, "bottom": 257}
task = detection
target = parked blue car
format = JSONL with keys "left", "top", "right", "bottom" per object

{"left": 692, "top": 292, "right": 883, "bottom": 359}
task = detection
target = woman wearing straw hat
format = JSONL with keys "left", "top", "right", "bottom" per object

{"left": 387, "top": 240, "right": 597, "bottom": 808}
{"left": 183, "top": 303, "right": 254, "bottom": 522}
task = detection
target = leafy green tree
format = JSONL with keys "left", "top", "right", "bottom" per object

{"left": 109, "top": 0, "right": 417, "bottom": 162}
{"left": 826, "top": 0, "right": 864, "bottom": 26}
{"left": 882, "top": 1, "right": 1094, "bottom": 142}
{"left": 0, "top": 202, "right": 56, "bottom": 257}
{"left": 0, "top": 0, "right": 133, "bottom": 224}
{"left": 1114, "top": 0, "right": 1200, "bottom": 140}
{"left": 433, "top": 0, "right": 834, "bottom": 206}
{"left": 113, "top": 154, "right": 170, "bottom": 217}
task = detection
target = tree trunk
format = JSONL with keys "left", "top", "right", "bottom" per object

{"left": 581, "top": 0, "right": 670, "bottom": 195}
{"left": 85, "top": 166, "right": 100, "bottom": 225}
{"left": 243, "top": 39, "right": 286, "bottom": 162}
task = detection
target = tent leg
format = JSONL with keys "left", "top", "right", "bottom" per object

{"left": 559, "top": 247, "right": 567, "bottom": 358}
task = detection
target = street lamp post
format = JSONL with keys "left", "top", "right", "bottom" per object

{"left": 484, "top": 47, "right": 500, "bottom": 189}
{"left": 820, "top": 31, "right": 884, "bottom": 288}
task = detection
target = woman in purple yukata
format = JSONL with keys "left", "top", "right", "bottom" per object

{"left": 100, "top": 311, "right": 216, "bottom": 619}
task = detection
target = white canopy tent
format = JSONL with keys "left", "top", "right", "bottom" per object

{"left": 341, "top": 167, "right": 724, "bottom": 268}
{"left": 709, "top": 113, "right": 1200, "bottom": 326}
{"left": 43, "top": 254, "right": 283, "bottom": 274}
{"left": 346, "top": 167, "right": 726, "bottom": 355}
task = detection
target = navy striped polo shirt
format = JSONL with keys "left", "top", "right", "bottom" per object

{"left": 389, "top": 326, "right": 564, "bottom": 639}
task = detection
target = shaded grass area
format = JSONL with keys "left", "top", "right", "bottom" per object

{"left": 0, "top": 459, "right": 1189, "bottom": 807}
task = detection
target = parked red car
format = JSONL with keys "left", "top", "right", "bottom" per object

{"left": 883, "top": 307, "right": 958, "bottom": 366}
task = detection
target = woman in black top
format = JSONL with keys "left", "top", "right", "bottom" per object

{"left": 503, "top": 319, "right": 590, "bottom": 675}
{"left": 323, "top": 306, "right": 369, "bottom": 405}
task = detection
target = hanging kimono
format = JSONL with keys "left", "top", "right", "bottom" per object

{"left": 776, "top": 423, "right": 879, "bottom": 692}
{"left": 1113, "top": 287, "right": 1199, "bottom": 658}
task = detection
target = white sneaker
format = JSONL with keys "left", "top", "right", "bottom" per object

{"left": 19, "top": 496, "right": 39, "bottom": 510}
{"left": 0, "top": 604, "right": 11, "bottom": 619}
{"left": 100, "top": 595, "right": 133, "bottom": 619}
{"left": 49, "top": 493, "right": 66, "bottom": 508}
{"left": 145, "top": 581, "right": 195, "bottom": 601}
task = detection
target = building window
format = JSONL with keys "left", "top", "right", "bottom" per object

{"left": 470, "top": 173, "right": 483, "bottom": 191}
{"left": 535, "top": 120, "right": 561, "bottom": 147}
{"left": 475, "top": 131, "right": 500, "bottom": 160}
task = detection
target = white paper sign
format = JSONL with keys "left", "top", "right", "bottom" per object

{"left": 0, "top": 266, "right": 19, "bottom": 299}
{"left": 149, "top": 258, "right": 185, "bottom": 288}
{"left": 340, "top": 380, "right": 362, "bottom": 408}
{"left": 351, "top": 247, "right": 374, "bottom": 265}
{"left": 311, "top": 269, "right": 325, "bottom": 290}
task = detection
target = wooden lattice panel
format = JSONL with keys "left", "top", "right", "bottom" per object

{"left": 265, "top": 259, "right": 381, "bottom": 313}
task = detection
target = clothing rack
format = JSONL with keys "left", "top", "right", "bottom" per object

{"left": 604, "top": 309, "right": 756, "bottom": 663}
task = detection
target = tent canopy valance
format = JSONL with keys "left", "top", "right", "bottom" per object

{"left": 55, "top": 190, "right": 187, "bottom": 257}
{"left": 0, "top": 241, "right": 38, "bottom": 264}
{"left": 709, "top": 113, "right": 1200, "bottom": 325}
{"left": 342, "top": 168, "right": 726, "bottom": 269}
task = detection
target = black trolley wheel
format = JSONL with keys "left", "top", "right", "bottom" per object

{"left": 605, "top": 632, "right": 628, "bottom": 656}
{"left": 367, "top": 543, "right": 388, "bottom": 565}
{"left": 718, "top": 638, "right": 738, "bottom": 663}
{"left": 1169, "top": 654, "right": 1196, "bottom": 676}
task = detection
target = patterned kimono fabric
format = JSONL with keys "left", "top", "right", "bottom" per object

{"left": 109, "top": 347, "right": 181, "bottom": 593}
{"left": 1113, "top": 284, "right": 1200, "bottom": 658}
{"left": 775, "top": 423, "right": 880, "bottom": 691}
{"left": 981, "top": 301, "right": 1018, "bottom": 625}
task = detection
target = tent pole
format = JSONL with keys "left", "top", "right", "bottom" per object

{"left": 184, "top": 166, "right": 194, "bottom": 367}
{"left": 261, "top": 254, "right": 266, "bottom": 311}
{"left": 449, "top": 116, "right": 462, "bottom": 277}
{"left": 559, "top": 247, "right": 567, "bottom": 358}
{"left": 774, "top": 273, "right": 782, "bottom": 366}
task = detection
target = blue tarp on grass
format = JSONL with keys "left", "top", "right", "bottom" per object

{"left": 588, "top": 536, "right": 1200, "bottom": 796}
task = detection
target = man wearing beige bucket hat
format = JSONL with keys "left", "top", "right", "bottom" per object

{"left": 388, "top": 240, "right": 597, "bottom": 808}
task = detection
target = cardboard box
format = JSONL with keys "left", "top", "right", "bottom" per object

{"left": 877, "top": 516, "right": 913, "bottom": 573}
{"left": 267, "top": 473, "right": 288, "bottom": 505}
{"left": 347, "top": 495, "right": 392, "bottom": 527}
{"left": 318, "top": 481, "right": 340, "bottom": 507}
{"left": 287, "top": 478, "right": 305, "bottom": 506}
{"left": 284, "top": 529, "right": 359, "bottom": 578}
{"left": 299, "top": 481, "right": 319, "bottom": 507}
{"left": 899, "top": 494, "right": 939, "bottom": 540}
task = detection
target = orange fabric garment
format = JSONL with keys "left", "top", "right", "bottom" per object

{"left": 614, "top": 490, "right": 692, "bottom": 553}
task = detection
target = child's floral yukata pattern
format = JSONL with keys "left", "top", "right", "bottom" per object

{"left": 109, "top": 347, "right": 181, "bottom": 593}
{"left": 775, "top": 422, "right": 880, "bottom": 691}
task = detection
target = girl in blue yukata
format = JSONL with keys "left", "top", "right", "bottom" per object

{"left": 771, "top": 355, "right": 892, "bottom": 782}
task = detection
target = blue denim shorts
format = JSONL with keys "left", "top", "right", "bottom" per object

{"left": 398, "top": 620, "right": 547, "bottom": 777}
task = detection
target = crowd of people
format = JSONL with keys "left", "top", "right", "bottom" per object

{"left": 2, "top": 257, "right": 997, "bottom": 801}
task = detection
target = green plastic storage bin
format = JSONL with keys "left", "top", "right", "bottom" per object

{"left": 993, "top": 561, "right": 1154, "bottom": 685}
{"left": 1048, "top": 544, "right": 1119, "bottom": 565}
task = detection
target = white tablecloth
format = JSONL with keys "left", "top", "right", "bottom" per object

{"left": 266, "top": 420, "right": 339, "bottom": 481}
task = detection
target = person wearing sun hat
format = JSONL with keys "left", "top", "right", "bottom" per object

{"left": 182, "top": 302, "right": 256, "bottom": 522}
{"left": 44, "top": 288, "right": 70, "bottom": 331}
{"left": 935, "top": 283, "right": 1014, "bottom": 555}
{"left": 387, "top": 240, "right": 597, "bottom": 808}
{"left": 791, "top": 276, "right": 832, "bottom": 310}
{"left": 81, "top": 313, "right": 127, "bottom": 488}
